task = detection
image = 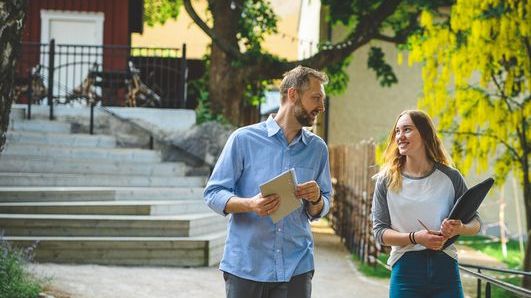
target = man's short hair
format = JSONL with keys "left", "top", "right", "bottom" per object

{"left": 280, "top": 65, "right": 329, "bottom": 102}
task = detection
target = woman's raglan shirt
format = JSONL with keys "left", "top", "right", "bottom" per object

{"left": 371, "top": 163, "right": 481, "bottom": 266}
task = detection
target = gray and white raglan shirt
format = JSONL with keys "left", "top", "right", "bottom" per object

{"left": 371, "top": 163, "right": 481, "bottom": 267}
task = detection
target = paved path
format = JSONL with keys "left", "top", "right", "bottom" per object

{"left": 31, "top": 221, "right": 389, "bottom": 298}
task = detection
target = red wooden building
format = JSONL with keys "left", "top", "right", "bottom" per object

{"left": 17, "top": 1, "right": 191, "bottom": 109}
{"left": 17, "top": 0, "right": 146, "bottom": 106}
{"left": 22, "top": 0, "right": 144, "bottom": 46}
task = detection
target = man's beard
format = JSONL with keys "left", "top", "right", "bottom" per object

{"left": 294, "top": 99, "right": 316, "bottom": 127}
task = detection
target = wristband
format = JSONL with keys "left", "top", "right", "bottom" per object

{"left": 412, "top": 231, "right": 417, "bottom": 244}
{"left": 310, "top": 194, "right": 322, "bottom": 206}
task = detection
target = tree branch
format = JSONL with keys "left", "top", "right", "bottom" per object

{"left": 440, "top": 129, "right": 522, "bottom": 163}
{"left": 244, "top": 0, "right": 403, "bottom": 80}
{"left": 374, "top": 11, "right": 421, "bottom": 44}
{"left": 374, "top": 33, "right": 403, "bottom": 43}
{"left": 182, "top": 0, "right": 242, "bottom": 59}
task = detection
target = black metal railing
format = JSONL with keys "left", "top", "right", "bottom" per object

{"left": 459, "top": 263, "right": 531, "bottom": 298}
{"left": 15, "top": 39, "right": 189, "bottom": 121}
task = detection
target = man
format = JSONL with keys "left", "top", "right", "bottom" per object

{"left": 204, "top": 65, "right": 332, "bottom": 298}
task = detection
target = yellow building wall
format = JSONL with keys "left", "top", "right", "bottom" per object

{"left": 132, "top": 0, "right": 303, "bottom": 60}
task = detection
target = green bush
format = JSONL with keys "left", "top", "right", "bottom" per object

{"left": 0, "top": 235, "right": 41, "bottom": 298}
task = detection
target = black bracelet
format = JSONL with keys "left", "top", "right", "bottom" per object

{"left": 310, "top": 194, "right": 322, "bottom": 206}
{"left": 408, "top": 232, "right": 414, "bottom": 244}
{"left": 411, "top": 232, "right": 417, "bottom": 244}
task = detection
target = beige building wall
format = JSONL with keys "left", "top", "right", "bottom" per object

{"left": 132, "top": 0, "right": 303, "bottom": 60}
{"left": 324, "top": 30, "right": 422, "bottom": 145}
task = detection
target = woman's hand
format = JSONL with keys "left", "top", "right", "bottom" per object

{"left": 414, "top": 230, "right": 446, "bottom": 250}
{"left": 440, "top": 218, "right": 463, "bottom": 238}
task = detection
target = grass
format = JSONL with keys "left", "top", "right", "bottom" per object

{"left": 352, "top": 253, "right": 391, "bottom": 279}
{"left": 0, "top": 236, "right": 42, "bottom": 298}
{"left": 457, "top": 235, "right": 523, "bottom": 269}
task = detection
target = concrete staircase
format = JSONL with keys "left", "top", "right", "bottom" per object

{"left": 0, "top": 107, "right": 225, "bottom": 267}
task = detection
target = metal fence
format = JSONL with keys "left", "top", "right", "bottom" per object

{"left": 14, "top": 39, "right": 188, "bottom": 117}
{"left": 328, "top": 141, "right": 382, "bottom": 265}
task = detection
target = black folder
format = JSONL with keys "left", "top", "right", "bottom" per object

{"left": 442, "top": 177, "right": 494, "bottom": 249}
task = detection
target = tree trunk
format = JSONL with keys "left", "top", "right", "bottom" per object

{"left": 524, "top": 231, "right": 531, "bottom": 289}
{"left": 184, "top": 0, "right": 402, "bottom": 127}
{"left": 209, "top": 47, "right": 246, "bottom": 126}
{"left": 0, "top": 0, "right": 26, "bottom": 153}
{"left": 523, "top": 160, "right": 530, "bottom": 289}
{"left": 208, "top": 0, "right": 248, "bottom": 127}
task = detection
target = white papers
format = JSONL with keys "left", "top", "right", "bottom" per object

{"left": 259, "top": 168, "right": 301, "bottom": 223}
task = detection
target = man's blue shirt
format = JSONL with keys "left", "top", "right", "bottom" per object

{"left": 204, "top": 115, "right": 332, "bottom": 282}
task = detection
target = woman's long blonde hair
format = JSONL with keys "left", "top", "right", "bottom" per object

{"left": 379, "top": 110, "right": 452, "bottom": 192}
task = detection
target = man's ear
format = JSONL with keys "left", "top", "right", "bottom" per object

{"left": 287, "top": 87, "right": 298, "bottom": 103}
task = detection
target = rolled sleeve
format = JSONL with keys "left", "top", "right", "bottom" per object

{"left": 204, "top": 132, "right": 243, "bottom": 216}
{"left": 305, "top": 144, "right": 332, "bottom": 221}
{"left": 305, "top": 194, "right": 330, "bottom": 221}
{"left": 204, "top": 188, "right": 235, "bottom": 216}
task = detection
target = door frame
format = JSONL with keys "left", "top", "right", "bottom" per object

{"left": 40, "top": 9, "right": 105, "bottom": 45}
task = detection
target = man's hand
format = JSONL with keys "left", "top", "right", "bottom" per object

{"left": 415, "top": 230, "right": 446, "bottom": 250}
{"left": 250, "top": 193, "right": 280, "bottom": 217}
{"left": 295, "top": 181, "right": 321, "bottom": 203}
{"left": 440, "top": 218, "right": 463, "bottom": 239}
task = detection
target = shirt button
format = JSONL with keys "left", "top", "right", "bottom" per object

{"left": 277, "top": 228, "right": 281, "bottom": 232}
{"left": 276, "top": 249, "right": 280, "bottom": 253}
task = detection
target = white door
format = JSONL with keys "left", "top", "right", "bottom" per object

{"left": 40, "top": 10, "right": 104, "bottom": 102}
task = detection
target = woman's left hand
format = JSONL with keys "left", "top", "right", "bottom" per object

{"left": 440, "top": 218, "right": 463, "bottom": 238}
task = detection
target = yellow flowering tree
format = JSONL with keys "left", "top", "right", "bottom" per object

{"left": 409, "top": 0, "right": 530, "bottom": 285}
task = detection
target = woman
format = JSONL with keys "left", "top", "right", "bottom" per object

{"left": 372, "top": 110, "right": 481, "bottom": 298}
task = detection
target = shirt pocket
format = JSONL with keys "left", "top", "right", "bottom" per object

{"left": 294, "top": 167, "right": 316, "bottom": 183}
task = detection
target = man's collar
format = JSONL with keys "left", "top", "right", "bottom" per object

{"left": 266, "top": 114, "right": 309, "bottom": 145}
{"left": 266, "top": 114, "right": 281, "bottom": 137}
{"left": 300, "top": 128, "right": 309, "bottom": 145}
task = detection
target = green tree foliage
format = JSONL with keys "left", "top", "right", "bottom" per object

{"left": 409, "top": 0, "right": 530, "bottom": 286}
{"left": 144, "top": 0, "right": 454, "bottom": 126}
{"left": 144, "top": 0, "right": 183, "bottom": 26}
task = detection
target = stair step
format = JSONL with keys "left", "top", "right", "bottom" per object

{"left": 0, "top": 213, "right": 226, "bottom": 237}
{"left": 0, "top": 200, "right": 210, "bottom": 215}
{"left": 6, "top": 131, "right": 117, "bottom": 148}
{"left": 0, "top": 173, "right": 205, "bottom": 187}
{"left": 9, "top": 107, "right": 25, "bottom": 120}
{"left": 0, "top": 187, "right": 204, "bottom": 202}
{"left": 0, "top": 156, "right": 186, "bottom": 176}
{"left": 10, "top": 120, "right": 71, "bottom": 133}
{"left": 4, "top": 231, "right": 226, "bottom": 266}
{"left": 3, "top": 144, "right": 160, "bottom": 162}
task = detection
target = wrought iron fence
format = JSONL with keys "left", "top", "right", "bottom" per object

{"left": 15, "top": 39, "right": 188, "bottom": 119}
